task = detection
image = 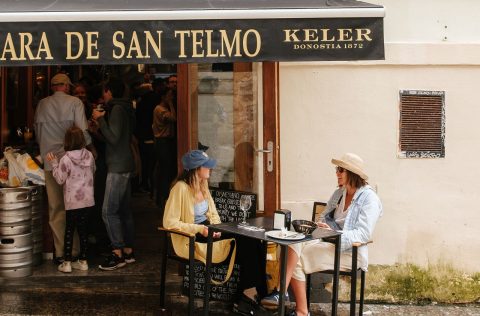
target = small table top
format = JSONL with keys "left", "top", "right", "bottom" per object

{"left": 208, "top": 217, "right": 341, "bottom": 246}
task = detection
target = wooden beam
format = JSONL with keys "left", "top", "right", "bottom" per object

{"left": 262, "top": 62, "right": 280, "bottom": 216}
{"left": 176, "top": 64, "right": 195, "bottom": 174}
{"left": 0, "top": 67, "right": 6, "bottom": 149}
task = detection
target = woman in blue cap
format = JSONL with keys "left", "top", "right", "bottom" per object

{"left": 163, "top": 149, "right": 269, "bottom": 316}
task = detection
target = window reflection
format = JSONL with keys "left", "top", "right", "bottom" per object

{"left": 191, "top": 63, "right": 258, "bottom": 192}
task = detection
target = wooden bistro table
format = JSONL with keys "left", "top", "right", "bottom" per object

{"left": 203, "top": 217, "right": 342, "bottom": 316}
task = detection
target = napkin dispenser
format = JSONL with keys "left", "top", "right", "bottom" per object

{"left": 274, "top": 209, "right": 291, "bottom": 230}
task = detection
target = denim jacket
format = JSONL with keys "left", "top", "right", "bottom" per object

{"left": 320, "top": 185, "right": 382, "bottom": 270}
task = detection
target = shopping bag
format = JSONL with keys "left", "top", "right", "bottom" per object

{"left": 3, "top": 147, "right": 27, "bottom": 187}
{"left": 16, "top": 152, "right": 45, "bottom": 185}
{"left": 0, "top": 157, "right": 8, "bottom": 186}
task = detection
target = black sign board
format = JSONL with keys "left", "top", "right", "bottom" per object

{"left": 0, "top": 18, "right": 384, "bottom": 66}
{"left": 184, "top": 263, "right": 241, "bottom": 302}
{"left": 210, "top": 188, "right": 257, "bottom": 223}
{"left": 182, "top": 188, "right": 257, "bottom": 301}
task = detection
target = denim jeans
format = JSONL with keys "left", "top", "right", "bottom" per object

{"left": 102, "top": 172, "right": 135, "bottom": 250}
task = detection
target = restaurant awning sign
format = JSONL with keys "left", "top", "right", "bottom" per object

{"left": 0, "top": 0, "right": 385, "bottom": 66}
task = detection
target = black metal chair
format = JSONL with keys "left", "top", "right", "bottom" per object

{"left": 306, "top": 202, "right": 370, "bottom": 316}
{"left": 158, "top": 227, "right": 199, "bottom": 316}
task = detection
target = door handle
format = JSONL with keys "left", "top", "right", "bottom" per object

{"left": 255, "top": 149, "right": 272, "bottom": 153}
{"left": 257, "top": 141, "right": 274, "bottom": 172}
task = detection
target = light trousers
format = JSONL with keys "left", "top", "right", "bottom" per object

{"left": 45, "top": 171, "right": 79, "bottom": 258}
{"left": 289, "top": 240, "right": 358, "bottom": 282}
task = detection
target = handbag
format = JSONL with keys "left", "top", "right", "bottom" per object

{"left": 324, "top": 194, "right": 343, "bottom": 231}
{"left": 194, "top": 238, "right": 236, "bottom": 285}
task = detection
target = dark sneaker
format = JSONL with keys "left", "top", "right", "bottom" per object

{"left": 123, "top": 251, "right": 136, "bottom": 264}
{"left": 99, "top": 252, "right": 126, "bottom": 271}
{"left": 53, "top": 257, "right": 64, "bottom": 265}
{"left": 260, "top": 290, "right": 289, "bottom": 310}
{"left": 233, "top": 294, "right": 270, "bottom": 316}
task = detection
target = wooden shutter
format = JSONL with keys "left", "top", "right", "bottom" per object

{"left": 399, "top": 90, "right": 445, "bottom": 158}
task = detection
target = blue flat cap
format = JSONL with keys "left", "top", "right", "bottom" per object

{"left": 181, "top": 150, "right": 217, "bottom": 171}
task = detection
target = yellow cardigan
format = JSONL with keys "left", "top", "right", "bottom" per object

{"left": 163, "top": 181, "right": 232, "bottom": 265}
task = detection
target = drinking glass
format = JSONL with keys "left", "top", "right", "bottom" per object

{"left": 239, "top": 195, "right": 252, "bottom": 226}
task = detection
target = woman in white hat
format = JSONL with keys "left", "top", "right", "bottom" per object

{"left": 261, "top": 153, "right": 383, "bottom": 316}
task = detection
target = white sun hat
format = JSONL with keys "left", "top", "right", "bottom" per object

{"left": 331, "top": 153, "right": 368, "bottom": 180}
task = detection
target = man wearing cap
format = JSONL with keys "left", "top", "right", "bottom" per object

{"left": 34, "top": 73, "right": 94, "bottom": 264}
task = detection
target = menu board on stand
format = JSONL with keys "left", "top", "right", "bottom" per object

{"left": 182, "top": 188, "right": 257, "bottom": 302}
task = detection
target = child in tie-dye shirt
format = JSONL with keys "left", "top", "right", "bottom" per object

{"left": 47, "top": 126, "right": 95, "bottom": 273}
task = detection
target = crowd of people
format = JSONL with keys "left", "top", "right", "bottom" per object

{"left": 34, "top": 72, "right": 178, "bottom": 271}
{"left": 34, "top": 72, "right": 382, "bottom": 316}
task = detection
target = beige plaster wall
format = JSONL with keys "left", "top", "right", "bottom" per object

{"left": 372, "top": 0, "right": 480, "bottom": 43}
{"left": 278, "top": 0, "right": 480, "bottom": 273}
{"left": 279, "top": 62, "right": 480, "bottom": 272}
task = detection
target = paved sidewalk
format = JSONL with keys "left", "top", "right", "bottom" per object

{"left": 310, "top": 303, "right": 480, "bottom": 316}
{"left": 1, "top": 194, "right": 478, "bottom": 315}
{"left": 2, "top": 246, "right": 478, "bottom": 316}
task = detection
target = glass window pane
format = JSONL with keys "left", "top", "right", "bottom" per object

{"left": 190, "top": 63, "right": 259, "bottom": 193}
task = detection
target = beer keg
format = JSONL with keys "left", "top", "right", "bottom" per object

{"left": 0, "top": 188, "right": 33, "bottom": 278}
{"left": 25, "top": 185, "right": 44, "bottom": 266}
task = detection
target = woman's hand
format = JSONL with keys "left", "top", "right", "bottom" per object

{"left": 201, "top": 226, "right": 222, "bottom": 238}
{"left": 46, "top": 152, "right": 56, "bottom": 163}
{"left": 317, "top": 222, "right": 332, "bottom": 230}
{"left": 202, "top": 226, "right": 209, "bottom": 237}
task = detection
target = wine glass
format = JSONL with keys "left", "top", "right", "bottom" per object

{"left": 239, "top": 195, "right": 252, "bottom": 226}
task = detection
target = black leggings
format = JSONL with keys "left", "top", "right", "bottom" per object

{"left": 64, "top": 208, "right": 89, "bottom": 261}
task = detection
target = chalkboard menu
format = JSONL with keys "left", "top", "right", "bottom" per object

{"left": 183, "top": 263, "right": 241, "bottom": 301}
{"left": 209, "top": 188, "right": 257, "bottom": 222}
{"left": 182, "top": 188, "right": 257, "bottom": 301}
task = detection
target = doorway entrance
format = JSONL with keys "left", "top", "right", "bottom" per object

{"left": 177, "top": 62, "right": 280, "bottom": 214}
{"left": 0, "top": 61, "right": 280, "bottom": 221}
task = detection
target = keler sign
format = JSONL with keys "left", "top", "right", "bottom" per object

{"left": 0, "top": 18, "right": 384, "bottom": 66}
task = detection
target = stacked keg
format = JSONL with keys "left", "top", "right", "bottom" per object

{"left": 0, "top": 188, "right": 33, "bottom": 278}
{"left": 26, "top": 185, "right": 44, "bottom": 266}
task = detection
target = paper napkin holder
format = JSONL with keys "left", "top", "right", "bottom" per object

{"left": 273, "top": 209, "right": 291, "bottom": 230}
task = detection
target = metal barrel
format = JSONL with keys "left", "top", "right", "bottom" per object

{"left": 0, "top": 233, "right": 33, "bottom": 278}
{"left": 0, "top": 188, "right": 33, "bottom": 278}
{"left": 25, "top": 185, "right": 44, "bottom": 266}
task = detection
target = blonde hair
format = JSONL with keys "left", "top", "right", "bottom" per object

{"left": 174, "top": 168, "right": 210, "bottom": 199}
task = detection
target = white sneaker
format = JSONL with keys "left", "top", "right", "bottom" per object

{"left": 58, "top": 261, "right": 72, "bottom": 273}
{"left": 71, "top": 260, "right": 89, "bottom": 271}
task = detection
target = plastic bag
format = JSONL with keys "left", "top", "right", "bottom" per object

{"left": 0, "top": 157, "right": 8, "bottom": 186}
{"left": 3, "top": 147, "right": 27, "bottom": 187}
{"left": 16, "top": 153, "right": 45, "bottom": 185}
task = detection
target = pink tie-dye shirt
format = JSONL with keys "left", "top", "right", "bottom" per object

{"left": 51, "top": 148, "right": 95, "bottom": 210}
